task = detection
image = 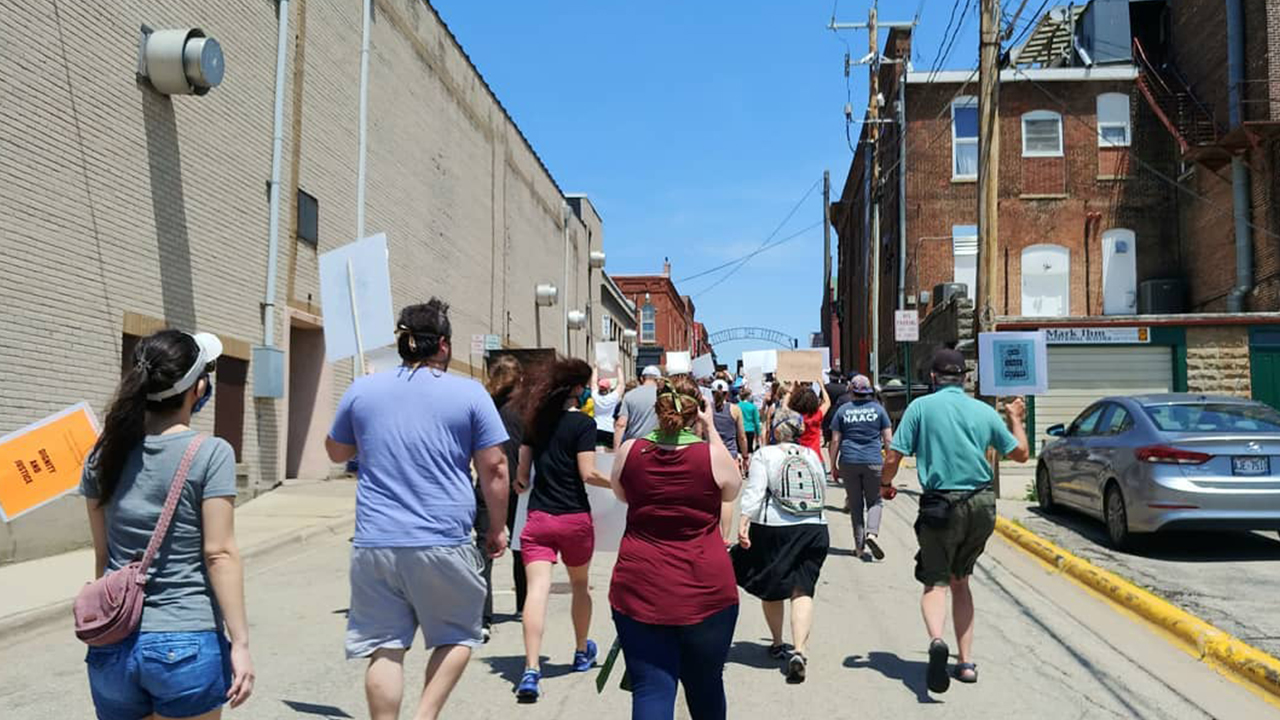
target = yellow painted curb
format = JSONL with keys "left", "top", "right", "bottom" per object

{"left": 994, "top": 516, "right": 1280, "bottom": 700}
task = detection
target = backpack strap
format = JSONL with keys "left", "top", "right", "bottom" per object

{"left": 136, "top": 434, "right": 207, "bottom": 582}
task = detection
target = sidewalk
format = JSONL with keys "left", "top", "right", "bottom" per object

{"left": 0, "top": 479, "right": 356, "bottom": 638}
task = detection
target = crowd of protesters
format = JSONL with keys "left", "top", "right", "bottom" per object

{"left": 80, "top": 295, "right": 1028, "bottom": 720}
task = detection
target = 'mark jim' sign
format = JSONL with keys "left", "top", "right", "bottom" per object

{"left": 1043, "top": 327, "right": 1150, "bottom": 345}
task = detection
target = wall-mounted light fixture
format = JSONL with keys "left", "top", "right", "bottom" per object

{"left": 567, "top": 310, "right": 587, "bottom": 330}
{"left": 535, "top": 283, "right": 559, "bottom": 306}
{"left": 589, "top": 251, "right": 606, "bottom": 269}
{"left": 622, "top": 329, "right": 638, "bottom": 340}
{"left": 138, "top": 26, "right": 225, "bottom": 96}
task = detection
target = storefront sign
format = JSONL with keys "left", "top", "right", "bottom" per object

{"left": 1043, "top": 327, "right": 1150, "bottom": 345}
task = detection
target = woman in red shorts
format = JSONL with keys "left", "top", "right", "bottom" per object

{"left": 514, "top": 358, "right": 611, "bottom": 702}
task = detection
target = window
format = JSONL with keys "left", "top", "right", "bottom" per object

{"left": 1070, "top": 404, "right": 1108, "bottom": 436}
{"left": 1021, "top": 244, "right": 1070, "bottom": 317}
{"left": 951, "top": 97, "right": 979, "bottom": 179}
{"left": 1099, "top": 405, "right": 1133, "bottom": 435}
{"left": 1096, "top": 93, "right": 1131, "bottom": 147}
{"left": 641, "top": 304, "right": 655, "bottom": 344}
{"left": 602, "top": 315, "right": 614, "bottom": 340}
{"left": 297, "top": 189, "right": 319, "bottom": 246}
{"left": 1021, "top": 110, "right": 1063, "bottom": 157}
{"left": 1144, "top": 402, "right": 1280, "bottom": 433}
{"left": 952, "top": 225, "right": 978, "bottom": 298}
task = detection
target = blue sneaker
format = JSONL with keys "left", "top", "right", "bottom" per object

{"left": 573, "top": 639, "right": 598, "bottom": 672}
{"left": 515, "top": 669, "right": 541, "bottom": 703}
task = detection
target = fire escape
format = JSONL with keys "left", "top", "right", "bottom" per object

{"left": 1134, "top": 38, "right": 1279, "bottom": 169}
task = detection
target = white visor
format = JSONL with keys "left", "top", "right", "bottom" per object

{"left": 146, "top": 332, "right": 223, "bottom": 401}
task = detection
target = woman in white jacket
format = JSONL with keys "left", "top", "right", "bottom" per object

{"left": 731, "top": 408, "right": 829, "bottom": 684}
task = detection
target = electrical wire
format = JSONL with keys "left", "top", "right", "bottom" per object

{"left": 1005, "top": 0, "right": 1049, "bottom": 53}
{"left": 928, "top": 0, "right": 975, "bottom": 85}
{"left": 682, "top": 220, "right": 825, "bottom": 295}
{"left": 692, "top": 223, "right": 824, "bottom": 300}
{"left": 677, "top": 179, "right": 822, "bottom": 285}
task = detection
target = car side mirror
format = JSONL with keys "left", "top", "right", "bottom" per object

{"left": 1047, "top": 424, "right": 1066, "bottom": 437}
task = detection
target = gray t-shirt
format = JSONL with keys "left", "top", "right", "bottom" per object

{"left": 618, "top": 383, "right": 660, "bottom": 442}
{"left": 80, "top": 431, "right": 237, "bottom": 632}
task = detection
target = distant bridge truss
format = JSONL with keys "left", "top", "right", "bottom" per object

{"left": 707, "top": 327, "right": 799, "bottom": 349}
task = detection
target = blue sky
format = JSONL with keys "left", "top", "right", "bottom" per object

{"left": 434, "top": 1, "right": 992, "bottom": 366}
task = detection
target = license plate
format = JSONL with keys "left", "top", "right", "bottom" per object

{"left": 1232, "top": 456, "right": 1271, "bottom": 476}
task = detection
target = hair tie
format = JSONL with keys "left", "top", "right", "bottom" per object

{"left": 135, "top": 357, "right": 152, "bottom": 374}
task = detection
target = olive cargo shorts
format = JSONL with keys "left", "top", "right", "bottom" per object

{"left": 913, "top": 488, "right": 997, "bottom": 587}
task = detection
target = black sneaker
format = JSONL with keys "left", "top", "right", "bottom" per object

{"left": 768, "top": 643, "right": 790, "bottom": 660}
{"left": 786, "top": 653, "right": 807, "bottom": 684}
{"left": 927, "top": 638, "right": 951, "bottom": 694}
{"left": 865, "top": 534, "right": 885, "bottom": 560}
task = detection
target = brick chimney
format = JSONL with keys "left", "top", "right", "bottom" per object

{"left": 663, "top": 257, "right": 671, "bottom": 277}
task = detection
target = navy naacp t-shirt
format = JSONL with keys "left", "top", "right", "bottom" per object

{"left": 832, "top": 399, "right": 891, "bottom": 465}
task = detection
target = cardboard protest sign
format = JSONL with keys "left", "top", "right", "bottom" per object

{"left": 665, "top": 351, "right": 692, "bottom": 375}
{"left": 0, "top": 403, "right": 100, "bottom": 521}
{"left": 775, "top": 350, "right": 824, "bottom": 383}
{"left": 742, "top": 349, "right": 778, "bottom": 374}
{"left": 978, "top": 331, "right": 1048, "bottom": 396}
{"left": 595, "top": 342, "right": 620, "bottom": 372}
{"left": 318, "top": 233, "right": 396, "bottom": 363}
{"left": 691, "top": 353, "right": 715, "bottom": 380}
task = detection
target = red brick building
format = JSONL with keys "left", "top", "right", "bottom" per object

{"left": 832, "top": 8, "right": 1180, "bottom": 378}
{"left": 612, "top": 261, "right": 712, "bottom": 372}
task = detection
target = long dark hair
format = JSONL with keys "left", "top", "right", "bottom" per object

{"left": 486, "top": 355, "right": 522, "bottom": 407}
{"left": 522, "top": 357, "right": 592, "bottom": 448}
{"left": 90, "top": 331, "right": 199, "bottom": 504}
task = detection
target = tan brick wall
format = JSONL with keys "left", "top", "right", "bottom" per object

{"left": 1186, "top": 326, "right": 1252, "bottom": 396}
{"left": 0, "top": 0, "right": 598, "bottom": 560}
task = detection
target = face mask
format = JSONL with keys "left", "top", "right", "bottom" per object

{"left": 579, "top": 389, "right": 591, "bottom": 406}
{"left": 193, "top": 375, "right": 214, "bottom": 414}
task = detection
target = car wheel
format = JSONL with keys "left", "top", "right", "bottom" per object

{"left": 1036, "top": 464, "right": 1055, "bottom": 512}
{"left": 1105, "top": 484, "right": 1131, "bottom": 550}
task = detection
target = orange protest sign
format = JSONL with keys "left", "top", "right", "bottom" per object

{"left": 0, "top": 403, "right": 100, "bottom": 521}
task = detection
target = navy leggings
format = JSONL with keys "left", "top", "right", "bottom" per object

{"left": 612, "top": 604, "right": 739, "bottom": 720}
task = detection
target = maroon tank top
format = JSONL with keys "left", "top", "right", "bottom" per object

{"left": 609, "top": 439, "right": 739, "bottom": 625}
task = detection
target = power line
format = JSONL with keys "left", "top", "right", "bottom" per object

{"left": 677, "top": 179, "right": 821, "bottom": 285}
{"left": 685, "top": 219, "right": 825, "bottom": 299}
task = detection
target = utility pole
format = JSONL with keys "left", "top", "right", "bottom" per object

{"left": 978, "top": 0, "right": 1003, "bottom": 493}
{"left": 830, "top": 4, "right": 913, "bottom": 387}
{"left": 823, "top": 170, "right": 832, "bottom": 349}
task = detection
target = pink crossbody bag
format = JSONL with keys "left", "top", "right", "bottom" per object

{"left": 74, "top": 435, "right": 206, "bottom": 646}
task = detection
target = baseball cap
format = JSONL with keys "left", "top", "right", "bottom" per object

{"left": 850, "top": 374, "right": 874, "bottom": 395}
{"left": 147, "top": 332, "right": 223, "bottom": 401}
{"left": 931, "top": 348, "right": 967, "bottom": 376}
{"left": 641, "top": 365, "right": 662, "bottom": 379}
{"left": 711, "top": 379, "right": 729, "bottom": 393}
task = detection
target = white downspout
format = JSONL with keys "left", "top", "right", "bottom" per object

{"left": 262, "top": 0, "right": 291, "bottom": 349}
{"left": 562, "top": 203, "right": 571, "bottom": 355}
{"left": 356, "top": 0, "right": 371, "bottom": 240}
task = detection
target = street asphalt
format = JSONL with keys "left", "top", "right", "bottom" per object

{"left": 2, "top": 481, "right": 1276, "bottom": 719}
{"left": 1001, "top": 497, "right": 1280, "bottom": 659}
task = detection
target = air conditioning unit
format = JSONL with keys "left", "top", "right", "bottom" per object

{"left": 1138, "top": 279, "right": 1186, "bottom": 315}
{"left": 932, "top": 283, "right": 968, "bottom": 308}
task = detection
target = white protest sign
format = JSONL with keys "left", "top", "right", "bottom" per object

{"left": 666, "top": 351, "right": 692, "bottom": 375}
{"left": 595, "top": 341, "right": 620, "bottom": 372}
{"left": 364, "top": 344, "right": 401, "bottom": 374}
{"left": 587, "top": 452, "right": 627, "bottom": 552}
{"left": 691, "top": 353, "right": 716, "bottom": 380}
{"left": 318, "top": 233, "right": 396, "bottom": 363}
{"left": 978, "top": 331, "right": 1048, "bottom": 396}
{"left": 894, "top": 310, "right": 919, "bottom": 342}
{"left": 745, "top": 366, "right": 766, "bottom": 396}
{"left": 742, "top": 349, "right": 778, "bottom": 374}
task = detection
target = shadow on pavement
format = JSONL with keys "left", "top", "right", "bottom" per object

{"left": 727, "top": 640, "right": 787, "bottom": 673}
{"left": 843, "top": 652, "right": 940, "bottom": 704}
{"left": 480, "top": 654, "right": 577, "bottom": 686}
{"left": 1026, "top": 506, "right": 1280, "bottom": 562}
{"left": 281, "top": 700, "right": 354, "bottom": 718}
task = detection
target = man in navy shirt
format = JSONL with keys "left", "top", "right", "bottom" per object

{"left": 829, "top": 374, "right": 892, "bottom": 560}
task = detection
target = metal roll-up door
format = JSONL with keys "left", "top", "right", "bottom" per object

{"left": 1036, "top": 345, "right": 1173, "bottom": 440}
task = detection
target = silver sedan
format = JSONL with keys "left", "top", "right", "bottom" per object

{"left": 1037, "top": 393, "right": 1280, "bottom": 548}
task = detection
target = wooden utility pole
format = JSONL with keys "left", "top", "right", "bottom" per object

{"left": 868, "top": 3, "right": 882, "bottom": 387}
{"left": 823, "top": 169, "right": 832, "bottom": 349}
{"left": 978, "top": 0, "right": 1002, "bottom": 493}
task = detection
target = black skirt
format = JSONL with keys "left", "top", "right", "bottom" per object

{"left": 731, "top": 523, "right": 830, "bottom": 601}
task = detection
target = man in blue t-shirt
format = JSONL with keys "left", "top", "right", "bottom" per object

{"left": 829, "top": 374, "right": 892, "bottom": 561}
{"left": 326, "top": 298, "right": 510, "bottom": 720}
{"left": 881, "top": 348, "right": 1028, "bottom": 695}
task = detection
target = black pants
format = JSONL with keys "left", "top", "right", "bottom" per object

{"left": 475, "top": 490, "right": 528, "bottom": 623}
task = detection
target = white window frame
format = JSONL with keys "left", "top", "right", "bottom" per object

{"left": 951, "top": 96, "right": 979, "bottom": 180}
{"left": 1021, "top": 110, "right": 1064, "bottom": 157}
{"left": 641, "top": 304, "right": 656, "bottom": 344}
{"left": 1096, "top": 92, "right": 1131, "bottom": 148}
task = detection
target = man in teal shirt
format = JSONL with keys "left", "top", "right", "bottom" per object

{"left": 881, "top": 348, "right": 1028, "bottom": 695}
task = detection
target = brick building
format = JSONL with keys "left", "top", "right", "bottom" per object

{"left": 0, "top": 0, "right": 603, "bottom": 561}
{"left": 612, "top": 261, "right": 712, "bottom": 372}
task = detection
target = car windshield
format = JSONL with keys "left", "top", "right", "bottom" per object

{"left": 1143, "top": 402, "right": 1280, "bottom": 433}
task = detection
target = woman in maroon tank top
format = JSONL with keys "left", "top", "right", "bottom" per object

{"left": 608, "top": 375, "right": 743, "bottom": 720}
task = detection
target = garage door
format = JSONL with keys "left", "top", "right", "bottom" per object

{"left": 1036, "top": 345, "right": 1173, "bottom": 441}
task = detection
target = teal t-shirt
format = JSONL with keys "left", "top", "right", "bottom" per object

{"left": 889, "top": 386, "right": 1019, "bottom": 491}
{"left": 737, "top": 400, "right": 761, "bottom": 433}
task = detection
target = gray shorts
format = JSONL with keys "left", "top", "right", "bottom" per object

{"left": 345, "top": 545, "right": 487, "bottom": 659}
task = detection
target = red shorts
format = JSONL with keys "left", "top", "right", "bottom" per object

{"left": 520, "top": 511, "right": 595, "bottom": 567}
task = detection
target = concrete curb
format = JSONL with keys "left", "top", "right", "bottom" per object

{"left": 0, "top": 513, "right": 354, "bottom": 641}
{"left": 994, "top": 516, "right": 1280, "bottom": 701}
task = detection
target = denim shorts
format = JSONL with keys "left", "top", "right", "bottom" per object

{"left": 86, "top": 631, "right": 230, "bottom": 720}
